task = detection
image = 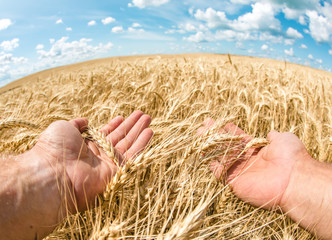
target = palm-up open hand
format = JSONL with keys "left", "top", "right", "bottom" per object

{"left": 33, "top": 110, "right": 153, "bottom": 212}
{"left": 198, "top": 119, "right": 312, "bottom": 209}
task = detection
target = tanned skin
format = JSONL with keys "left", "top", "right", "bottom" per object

{"left": 198, "top": 119, "right": 332, "bottom": 240}
{"left": 0, "top": 110, "right": 153, "bottom": 240}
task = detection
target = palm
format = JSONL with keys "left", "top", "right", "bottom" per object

{"left": 33, "top": 111, "right": 153, "bottom": 211}
{"left": 199, "top": 120, "right": 308, "bottom": 209}
{"left": 225, "top": 134, "right": 296, "bottom": 209}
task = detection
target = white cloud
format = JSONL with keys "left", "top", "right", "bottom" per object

{"left": 35, "top": 44, "right": 44, "bottom": 50}
{"left": 187, "top": 3, "right": 284, "bottom": 45}
{"left": 176, "top": 23, "right": 207, "bottom": 34}
{"left": 128, "top": 27, "right": 145, "bottom": 33}
{"left": 215, "top": 29, "right": 255, "bottom": 42}
{"left": 329, "top": 50, "right": 332, "bottom": 55}
{"left": 189, "top": 7, "right": 194, "bottom": 16}
{"left": 185, "top": 0, "right": 332, "bottom": 47}
{"left": 0, "top": 65, "right": 12, "bottom": 86}
{"left": 88, "top": 20, "right": 97, "bottom": 26}
{"left": 300, "top": 44, "right": 307, "bottom": 49}
{"left": 56, "top": 19, "right": 63, "bottom": 24}
{"left": 130, "top": 0, "right": 169, "bottom": 8}
{"left": 282, "top": 7, "right": 302, "bottom": 20}
{"left": 124, "top": 30, "right": 175, "bottom": 41}
{"left": 299, "top": 15, "right": 306, "bottom": 25}
{"left": 66, "top": 27, "right": 72, "bottom": 31}
{"left": 321, "top": 2, "right": 332, "bottom": 20}
{"left": 0, "top": 38, "right": 19, "bottom": 51}
{"left": 261, "top": 44, "right": 268, "bottom": 50}
{"left": 1, "top": 37, "right": 114, "bottom": 86}
{"left": 0, "top": 65, "right": 9, "bottom": 73}
{"left": 132, "top": 22, "right": 141, "bottom": 28}
{"left": 184, "top": 31, "right": 212, "bottom": 42}
{"left": 284, "top": 39, "right": 295, "bottom": 45}
{"left": 272, "top": 0, "right": 319, "bottom": 11}
{"left": 184, "top": 23, "right": 197, "bottom": 32}
{"left": 236, "top": 41, "right": 245, "bottom": 49}
{"left": 259, "top": 32, "right": 283, "bottom": 43}
{"left": 0, "top": 19, "right": 13, "bottom": 31}
{"left": 316, "top": 58, "right": 323, "bottom": 64}
{"left": 102, "top": 17, "right": 115, "bottom": 25}
{"left": 36, "top": 37, "right": 113, "bottom": 67}
{"left": 185, "top": 1, "right": 332, "bottom": 49}
{"left": 182, "top": 23, "right": 198, "bottom": 32}
{"left": 0, "top": 53, "right": 27, "bottom": 65}
{"left": 231, "top": 2, "right": 281, "bottom": 32}
{"left": 112, "top": 26, "right": 124, "bottom": 33}
{"left": 285, "top": 47, "right": 294, "bottom": 56}
{"left": 308, "top": 54, "right": 314, "bottom": 59}
{"left": 50, "top": 38, "right": 55, "bottom": 44}
{"left": 165, "top": 29, "right": 176, "bottom": 34}
{"left": 194, "top": 8, "right": 229, "bottom": 29}
{"left": 286, "top": 27, "right": 303, "bottom": 39}
{"left": 184, "top": 29, "right": 255, "bottom": 43}
{"left": 165, "top": 28, "right": 186, "bottom": 34}
{"left": 306, "top": 10, "right": 332, "bottom": 42}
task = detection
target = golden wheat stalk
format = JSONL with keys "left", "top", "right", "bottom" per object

{"left": 0, "top": 134, "right": 39, "bottom": 152}
{"left": 1, "top": 54, "right": 329, "bottom": 240}
{"left": 85, "top": 128, "right": 118, "bottom": 166}
{"left": 0, "top": 120, "right": 39, "bottom": 130}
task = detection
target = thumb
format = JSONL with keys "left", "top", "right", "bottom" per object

{"left": 69, "top": 117, "right": 88, "bottom": 133}
{"left": 267, "top": 130, "right": 281, "bottom": 143}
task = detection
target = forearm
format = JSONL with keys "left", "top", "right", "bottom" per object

{"left": 281, "top": 157, "right": 332, "bottom": 239}
{"left": 0, "top": 150, "right": 66, "bottom": 240}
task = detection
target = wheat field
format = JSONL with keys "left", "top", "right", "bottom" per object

{"left": 0, "top": 53, "right": 331, "bottom": 239}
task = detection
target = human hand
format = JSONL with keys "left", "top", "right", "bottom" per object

{"left": 32, "top": 110, "right": 153, "bottom": 212}
{"left": 198, "top": 119, "right": 313, "bottom": 209}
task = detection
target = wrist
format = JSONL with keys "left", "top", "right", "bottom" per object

{"left": 279, "top": 154, "right": 332, "bottom": 238}
{"left": 279, "top": 154, "right": 317, "bottom": 211}
{"left": 0, "top": 150, "right": 70, "bottom": 239}
{"left": 28, "top": 145, "right": 77, "bottom": 216}
{"left": 16, "top": 148, "right": 73, "bottom": 237}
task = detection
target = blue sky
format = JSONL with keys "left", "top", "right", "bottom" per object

{"left": 1, "top": 0, "right": 332, "bottom": 86}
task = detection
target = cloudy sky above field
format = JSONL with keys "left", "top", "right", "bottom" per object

{"left": 1, "top": 0, "right": 332, "bottom": 86}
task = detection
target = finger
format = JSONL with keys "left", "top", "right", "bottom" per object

{"left": 108, "top": 110, "right": 144, "bottom": 146}
{"left": 99, "top": 116, "right": 124, "bottom": 135}
{"left": 267, "top": 130, "right": 281, "bottom": 142}
{"left": 197, "top": 118, "right": 215, "bottom": 136}
{"left": 125, "top": 128, "right": 154, "bottom": 160}
{"left": 224, "top": 123, "right": 252, "bottom": 143}
{"left": 203, "top": 118, "right": 215, "bottom": 128}
{"left": 211, "top": 151, "right": 248, "bottom": 182}
{"left": 115, "top": 114, "right": 152, "bottom": 155}
{"left": 69, "top": 118, "right": 88, "bottom": 133}
{"left": 87, "top": 141, "right": 101, "bottom": 157}
{"left": 197, "top": 126, "right": 206, "bottom": 136}
{"left": 210, "top": 160, "right": 224, "bottom": 179}
{"left": 222, "top": 123, "right": 256, "bottom": 162}
{"left": 224, "top": 123, "right": 246, "bottom": 135}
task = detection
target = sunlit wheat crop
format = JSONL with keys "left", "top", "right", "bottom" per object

{"left": 0, "top": 54, "right": 331, "bottom": 239}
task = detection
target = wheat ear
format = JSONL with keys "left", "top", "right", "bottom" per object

{"left": 0, "top": 120, "right": 40, "bottom": 130}
{"left": 85, "top": 128, "right": 119, "bottom": 167}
